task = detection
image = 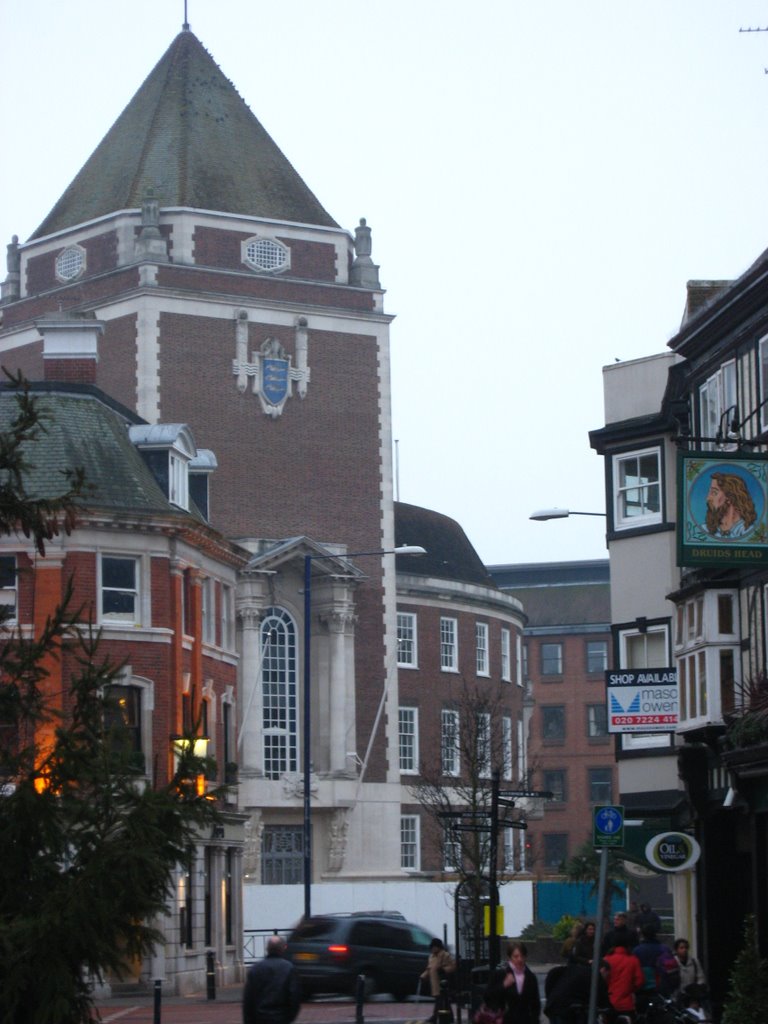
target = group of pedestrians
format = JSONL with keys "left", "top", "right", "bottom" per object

{"left": 544, "top": 909, "right": 709, "bottom": 1023}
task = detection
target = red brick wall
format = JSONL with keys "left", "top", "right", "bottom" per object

{"left": 193, "top": 226, "right": 337, "bottom": 282}
{"left": 526, "top": 630, "right": 615, "bottom": 874}
{"left": 396, "top": 601, "right": 526, "bottom": 874}
{"left": 155, "top": 264, "right": 373, "bottom": 311}
{"left": 25, "top": 232, "right": 118, "bottom": 294}
{"left": 1, "top": 268, "right": 140, "bottom": 330}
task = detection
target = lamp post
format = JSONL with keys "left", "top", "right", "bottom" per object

{"left": 529, "top": 508, "right": 606, "bottom": 521}
{"left": 302, "top": 544, "right": 426, "bottom": 919}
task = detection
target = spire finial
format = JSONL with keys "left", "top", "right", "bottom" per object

{"left": 182, "top": 0, "right": 190, "bottom": 30}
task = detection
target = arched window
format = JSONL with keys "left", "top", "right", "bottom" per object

{"left": 261, "top": 607, "right": 297, "bottom": 779}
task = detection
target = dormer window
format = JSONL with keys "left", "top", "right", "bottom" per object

{"left": 129, "top": 424, "right": 197, "bottom": 511}
{"left": 55, "top": 244, "right": 86, "bottom": 282}
{"left": 242, "top": 235, "right": 289, "bottom": 273}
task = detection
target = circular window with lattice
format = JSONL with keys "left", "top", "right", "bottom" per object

{"left": 243, "top": 237, "right": 289, "bottom": 273}
{"left": 55, "top": 245, "right": 86, "bottom": 282}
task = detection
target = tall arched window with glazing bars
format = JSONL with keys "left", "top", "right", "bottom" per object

{"left": 261, "top": 607, "right": 297, "bottom": 779}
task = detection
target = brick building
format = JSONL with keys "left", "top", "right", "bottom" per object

{"left": 0, "top": 22, "right": 533, "bottom": 959}
{"left": 0, "top": 319, "right": 248, "bottom": 993}
{"left": 488, "top": 561, "right": 616, "bottom": 878}
{"left": 394, "top": 503, "right": 528, "bottom": 877}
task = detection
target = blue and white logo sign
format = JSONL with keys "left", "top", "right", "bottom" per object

{"left": 606, "top": 669, "right": 678, "bottom": 733}
{"left": 593, "top": 804, "right": 624, "bottom": 848}
{"left": 262, "top": 356, "right": 289, "bottom": 407}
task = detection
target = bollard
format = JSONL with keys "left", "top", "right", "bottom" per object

{"left": 355, "top": 973, "right": 365, "bottom": 1024}
{"left": 437, "top": 978, "right": 453, "bottom": 1024}
{"left": 153, "top": 978, "right": 162, "bottom": 1024}
{"left": 206, "top": 949, "right": 216, "bottom": 1000}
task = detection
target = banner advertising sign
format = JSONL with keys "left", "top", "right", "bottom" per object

{"left": 606, "top": 669, "right": 678, "bottom": 732}
{"left": 645, "top": 832, "right": 701, "bottom": 872}
{"left": 678, "top": 451, "right": 768, "bottom": 567}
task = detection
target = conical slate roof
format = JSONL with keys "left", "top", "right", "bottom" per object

{"left": 32, "top": 30, "right": 338, "bottom": 240}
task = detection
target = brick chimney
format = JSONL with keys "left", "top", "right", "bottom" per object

{"left": 36, "top": 311, "right": 104, "bottom": 384}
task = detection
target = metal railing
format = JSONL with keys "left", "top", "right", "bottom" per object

{"left": 243, "top": 928, "right": 281, "bottom": 965}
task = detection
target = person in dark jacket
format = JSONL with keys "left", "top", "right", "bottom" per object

{"left": 243, "top": 935, "right": 301, "bottom": 1024}
{"left": 490, "top": 941, "right": 540, "bottom": 1024}
{"left": 544, "top": 961, "right": 610, "bottom": 1023}
{"left": 601, "top": 911, "right": 636, "bottom": 955}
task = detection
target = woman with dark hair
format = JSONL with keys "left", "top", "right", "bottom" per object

{"left": 494, "top": 941, "right": 540, "bottom": 1024}
{"left": 569, "top": 921, "right": 596, "bottom": 966}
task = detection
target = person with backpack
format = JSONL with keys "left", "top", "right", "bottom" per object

{"left": 632, "top": 924, "right": 676, "bottom": 1013}
{"left": 672, "top": 939, "right": 708, "bottom": 1013}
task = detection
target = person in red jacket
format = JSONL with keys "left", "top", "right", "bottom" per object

{"left": 602, "top": 944, "right": 645, "bottom": 1020}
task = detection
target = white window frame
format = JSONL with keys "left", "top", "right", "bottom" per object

{"left": 501, "top": 627, "right": 511, "bottom": 682}
{"left": 587, "top": 703, "right": 608, "bottom": 738}
{"left": 476, "top": 711, "right": 492, "bottom": 779}
{"left": 541, "top": 642, "right": 563, "bottom": 676}
{"left": 242, "top": 235, "right": 290, "bottom": 273}
{"left": 201, "top": 577, "right": 216, "bottom": 645}
{"left": 0, "top": 554, "right": 17, "bottom": 624}
{"left": 440, "top": 617, "right": 458, "bottom": 672}
{"left": 261, "top": 608, "right": 298, "bottom": 779}
{"left": 400, "top": 815, "right": 420, "bottom": 871}
{"left": 441, "top": 709, "right": 460, "bottom": 777}
{"left": 699, "top": 360, "right": 737, "bottom": 449}
{"left": 55, "top": 244, "right": 86, "bottom": 282}
{"left": 586, "top": 639, "right": 608, "bottom": 674}
{"left": 100, "top": 554, "right": 140, "bottom": 625}
{"left": 589, "top": 767, "right": 613, "bottom": 805}
{"left": 612, "top": 447, "right": 663, "bottom": 529}
{"left": 399, "top": 707, "right": 419, "bottom": 774}
{"left": 443, "top": 827, "right": 462, "bottom": 872}
{"left": 169, "top": 452, "right": 189, "bottom": 510}
{"left": 475, "top": 622, "right": 490, "bottom": 676}
{"left": 220, "top": 583, "right": 234, "bottom": 650}
{"left": 543, "top": 768, "right": 566, "bottom": 803}
{"left": 502, "top": 715, "right": 513, "bottom": 781}
{"left": 397, "top": 611, "right": 418, "bottom": 668}
{"left": 675, "top": 590, "right": 740, "bottom": 729}
{"left": 502, "top": 825, "right": 515, "bottom": 873}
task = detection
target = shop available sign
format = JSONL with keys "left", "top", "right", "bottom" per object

{"left": 606, "top": 668, "right": 679, "bottom": 733}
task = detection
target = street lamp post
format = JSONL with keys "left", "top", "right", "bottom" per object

{"left": 529, "top": 508, "right": 606, "bottom": 521}
{"left": 302, "top": 544, "right": 426, "bottom": 920}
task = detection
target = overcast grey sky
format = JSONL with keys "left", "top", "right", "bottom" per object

{"left": 2, "top": 1, "right": 768, "bottom": 565}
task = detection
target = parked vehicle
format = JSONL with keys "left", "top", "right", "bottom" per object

{"left": 286, "top": 913, "right": 435, "bottom": 999}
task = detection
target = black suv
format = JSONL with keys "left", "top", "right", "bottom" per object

{"left": 286, "top": 913, "right": 435, "bottom": 999}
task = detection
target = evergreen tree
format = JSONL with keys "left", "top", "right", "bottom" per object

{"left": 721, "top": 914, "right": 768, "bottom": 1024}
{"left": 0, "top": 376, "right": 222, "bottom": 1024}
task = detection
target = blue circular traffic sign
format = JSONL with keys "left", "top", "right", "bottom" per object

{"left": 595, "top": 806, "right": 623, "bottom": 834}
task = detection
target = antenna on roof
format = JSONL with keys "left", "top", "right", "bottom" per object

{"left": 739, "top": 24, "right": 768, "bottom": 73}
{"left": 183, "top": 0, "right": 190, "bottom": 30}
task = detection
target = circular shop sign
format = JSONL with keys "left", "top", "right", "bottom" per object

{"left": 645, "top": 832, "right": 701, "bottom": 873}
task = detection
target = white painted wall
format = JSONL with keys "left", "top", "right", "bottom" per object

{"left": 244, "top": 879, "right": 535, "bottom": 951}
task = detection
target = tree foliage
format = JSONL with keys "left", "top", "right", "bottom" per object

{"left": 0, "top": 377, "right": 222, "bottom": 1024}
{"left": 561, "top": 840, "right": 629, "bottom": 923}
{"left": 409, "top": 680, "right": 531, "bottom": 959}
{"left": 721, "top": 914, "right": 768, "bottom": 1024}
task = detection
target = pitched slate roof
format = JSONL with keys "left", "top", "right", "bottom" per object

{"left": 394, "top": 502, "right": 496, "bottom": 587}
{"left": 32, "top": 29, "right": 338, "bottom": 240}
{"left": 0, "top": 387, "right": 175, "bottom": 515}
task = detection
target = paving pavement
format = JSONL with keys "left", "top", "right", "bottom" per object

{"left": 95, "top": 964, "right": 561, "bottom": 1024}
{"left": 96, "top": 990, "right": 433, "bottom": 1024}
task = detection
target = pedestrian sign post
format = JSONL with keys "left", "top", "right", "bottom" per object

{"left": 593, "top": 805, "right": 624, "bottom": 849}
